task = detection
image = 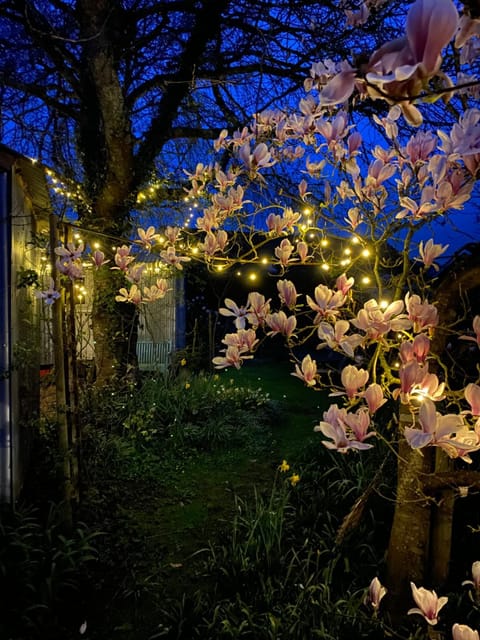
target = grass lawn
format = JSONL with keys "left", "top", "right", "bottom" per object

{"left": 16, "top": 359, "right": 335, "bottom": 639}
{"left": 224, "top": 357, "right": 330, "bottom": 457}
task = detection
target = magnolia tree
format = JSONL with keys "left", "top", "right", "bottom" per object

{"left": 40, "top": 0, "right": 480, "bottom": 632}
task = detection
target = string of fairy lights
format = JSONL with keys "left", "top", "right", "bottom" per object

{"left": 39, "top": 162, "right": 385, "bottom": 301}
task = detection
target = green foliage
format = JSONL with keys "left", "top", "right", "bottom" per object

{"left": 17, "top": 266, "right": 40, "bottom": 289}
{"left": 81, "top": 371, "right": 277, "bottom": 452}
{"left": 145, "top": 445, "right": 396, "bottom": 640}
{"left": 0, "top": 503, "right": 101, "bottom": 640}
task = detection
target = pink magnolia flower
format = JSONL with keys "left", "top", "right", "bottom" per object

{"left": 291, "top": 354, "right": 318, "bottom": 387}
{"left": 404, "top": 397, "right": 466, "bottom": 451}
{"left": 418, "top": 239, "right": 449, "bottom": 271}
{"left": 345, "top": 2, "right": 369, "bottom": 27}
{"left": 137, "top": 226, "right": 162, "bottom": 250}
{"left": 340, "top": 364, "right": 369, "bottom": 399}
{"left": 314, "top": 418, "right": 373, "bottom": 453}
{"left": 212, "top": 345, "right": 253, "bottom": 370}
{"left": 222, "top": 329, "right": 258, "bottom": 353}
{"left": 277, "top": 280, "right": 298, "bottom": 309}
{"left": 56, "top": 258, "right": 84, "bottom": 279}
{"left": 55, "top": 241, "right": 84, "bottom": 262}
{"left": 313, "top": 404, "right": 373, "bottom": 453}
{"left": 452, "top": 624, "right": 480, "bottom": 640}
{"left": 462, "top": 561, "right": 480, "bottom": 594}
{"left": 412, "top": 334, "right": 431, "bottom": 363}
{"left": 274, "top": 238, "right": 294, "bottom": 267}
{"left": 219, "top": 298, "right": 249, "bottom": 330}
{"left": 246, "top": 292, "right": 271, "bottom": 327}
{"left": 35, "top": 278, "right": 61, "bottom": 305}
{"left": 395, "top": 360, "right": 425, "bottom": 403}
{"left": 265, "top": 311, "right": 297, "bottom": 338}
{"left": 238, "top": 141, "right": 276, "bottom": 177}
{"left": 335, "top": 273, "right": 354, "bottom": 295}
{"left": 460, "top": 316, "right": 480, "bottom": 349}
{"left": 91, "top": 249, "right": 110, "bottom": 269}
{"left": 405, "top": 130, "right": 438, "bottom": 164}
{"left": 438, "top": 109, "right": 480, "bottom": 177}
{"left": 408, "top": 582, "right": 448, "bottom": 625}
{"left": 363, "top": 383, "right": 387, "bottom": 414}
{"left": 307, "top": 284, "right": 346, "bottom": 323}
{"left": 343, "top": 407, "right": 375, "bottom": 443}
{"left": 165, "top": 226, "right": 181, "bottom": 244}
{"left": 365, "top": 0, "right": 458, "bottom": 125}
{"left": 159, "top": 246, "right": 191, "bottom": 270}
{"left": 317, "top": 320, "right": 363, "bottom": 358}
{"left": 297, "top": 241, "right": 309, "bottom": 263}
{"left": 465, "top": 384, "right": 480, "bottom": 416}
{"left": 113, "top": 245, "right": 135, "bottom": 272}
{"left": 412, "top": 371, "right": 446, "bottom": 402}
{"left": 351, "top": 298, "right": 410, "bottom": 340}
{"left": 320, "top": 0, "right": 459, "bottom": 125}
{"left": 116, "top": 284, "right": 142, "bottom": 305}
{"left": 266, "top": 213, "right": 284, "bottom": 235}
{"left": 365, "top": 577, "right": 387, "bottom": 611}
{"left": 142, "top": 283, "right": 169, "bottom": 303}
{"left": 405, "top": 293, "right": 438, "bottom": 332}
{"left": 125, "top": 264, "right": 146, "bottom": 284}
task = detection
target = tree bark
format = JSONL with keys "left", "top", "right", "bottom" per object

{"left": 385, "top": 405, "right": 434, "bottom": 622}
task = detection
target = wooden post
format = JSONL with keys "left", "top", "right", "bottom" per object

{"left": 49, "top": 214, "right": 73, "bottom": 529}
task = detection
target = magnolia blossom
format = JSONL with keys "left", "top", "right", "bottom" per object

{"left": 460, "top": 316, "right": 480, "bottom": 349}
{"left": 265, "top": 311, "right": 297, "bottom": 338}
{"left": 405, "top": 293, "right": 438, "bottom": 332}
{"left": 137, "top": 226, "right": 162, "bottom": 250}
{"left": 212, "top": 345, "right": 253, "bottom": 370}
{"left": 418, "top": 239, "right": 449, "bottom": 270}
{"left": 116, "top": 284, "right": 142, "bottom": 305}
{"left": 246, "top": 292, "right": 271, "bottom": 327}
{"left": 91, "top": 250, "right": 110, "bottom": 269}
{"left": 462, "top": 561, "right": 480, "bottom": 595}
{"left": 408, "top": 582, "right": 448, "bottom": 625}
{"left": 111, "top": 246, "right": 135, "bottom": 275}
{"left": 275, "top": 238, "right": 295, "bottom": 266}
{"left": 238, "top": 141, "right": 275, "bottom": 177}
{"left": 222, "top": 328, "right": 258, "bottom": 353}
{"left": 452, "top": 624, "right": 480, "bottom": 640}
{"left": 340, "top": 364, "right": 369, "bottom": 399}
{"left": 404, "top": 398, "right": 480, "bottom": 461}
{"left": 465, "top": 384, "right": 480, "bottom": 416}
{"left": 159, "top": 246, "right": 191, "bottom": 270}
{"left": 364, "top": 577, "right": 387, "bottom": 611}
{"left": 319, "top": 0, "right": 459, "bottom": 125}
{"left": 315, "top": 403, "right": 374, "bottom": 453}
{"left": 351, "top": 298, "right": 410, "bottom": 340}
{"left": 219, "top": 298, "right": 249, "bottom": 330}
{"left": 335, "top": 273, "right": 354, "bottom": 295}
{"left": 277, "top": 279, "right": 298, "bottom": 309}
{"left": 306, "top": 284, "right": 346, "bottom": 323}
{"left": 142, "top": 279, "right": 170, "bottom": 303}
{"left": 55, "top": 241, "right": 84, "bottom": 262}
{"left": 343, "top": 407, "right": 375, "bottom": 443}
{"left": 35, "top": 278, "right": 61, "bottom": 305}
{"left": 345, "top": 2, "right": 369, "bottom": 27}
{"left": 291, "top": 354, "right": 318, "bottom": 387}
{"left": 317, "top": 320, "right": 363, "bottom": 358}
{"left": 296, "top": 241, "right": 309, "bottom": 263}
{"left": 438, "top": 109, "right": 480, "bottom": 177}
{"left": 363, "top": 383, "right": 387, "bottom": 414}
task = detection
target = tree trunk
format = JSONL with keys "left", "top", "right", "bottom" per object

{"left": 386, "top": 405, "right": 434, "bottom": 622}
{"left": 91, "top": 266, "right": 138, "bottom": 386}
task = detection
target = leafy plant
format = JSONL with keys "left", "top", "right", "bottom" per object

{"left": 0, "top": 503, "right": 101, "bottom": 639}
